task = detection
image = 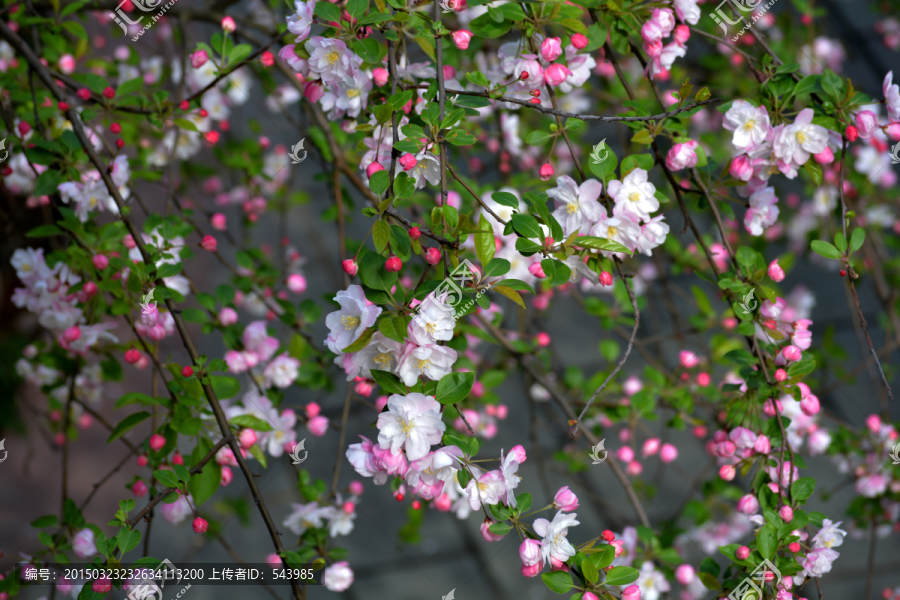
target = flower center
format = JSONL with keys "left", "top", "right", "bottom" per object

{"left": 628, "top": 192, "right": 641, "bottom": 203}
{"left": 425, "top": 322, "right": 437, "bottom": 334}
{"left": 742, "top": 118, "right": 756, "bottom": 132}
{"left": 341, "top": 315, "right": 360, "bottom": 330}
{"left": 347, "top": 88, "right": 359, "bottom": 98}
{"left": 566, "top": 203, "right": 579, "bottom": 214}
{"left": 326, "top": 51, "right": 340, "bottom": 65}
{"left": 796, "top": 130, "right": 808, "bottom": 144}
{"left": 399, "top": 417, "right": 414, "bottom": 435}
{"left": 607, "top": 225, "right": 618, "bottom": 239}
{"left": 373, "top": 352, "right": 392, "bottom": 369}
{"left": 415, "top": 357, "right": 431, "bottom": 370}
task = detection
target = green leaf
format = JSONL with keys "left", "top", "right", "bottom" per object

{"left": 581, "top": 559, "right": 599, "bottom": 584}
{"left": 541, "top": 259, "right": 571, "bottom": 287}
{"left": 804, "top": 160, "right": 822, "bottom": 186}
{"left": 346, "top": 0, "right": 367, "bottom": 18}
{"left": 228, "top": 44, "right": 253, "bottom": 66}
{"left": 228, "top": 414, "right": 274, "bottom": 431}
{"left": 371, "top": 369, "right": 406, "bottom": 395}
{"left": 435, "top": 372, "right": 475, "bottom": 404}
{"left": 526, "top": 130, "right": 553, "bottom": 146}
{"left": 188, "top": 443, "right": 221, "bottom": 507}
{"left": 107, "top": 411, "right": 151, "bottom": 443}
{"left": 488, "top": 521, "right": 511, "bottom": 536}
{"left": 31, "top": 515, "right": 58, "bottom": 528}
{"left": 343, "top": 327, "right": 377, "bottom": 353}
{"left": 572, "top": 236, "right": 632, "bottom": 254}
{"left": 115, "top": 392, "right": 166, "bottom": 409}
{"left": 378, "top": 314, "right": 409, "bottom": 344}
{"left": 810, "top": 240, "right": 841, "bottom": 260}
{"left": 466, "top": 71, "right": 491, "bottom": 88}
{"left": 475, "top": 214, "right": 496, "bottom": 268}
{"left": 604, "top": 565, "right": 640, "bottom": 586}
{"left": 118, "top": 528, "right": 141, "bottom": 555}
{"left": 511, "top": 213, "right": 543, "bottom": 240}
{"left": 790, "top": 477, "right": 815, "bottom": 503}
{"left": 389, "top": 225, "right": 412, "bottom": 262}
{"left": 211, "top": 375, "right": 241, "bottom": 399}
{"left": 359, "top": 249, "right": 399, "bottom": 291}
{"left": 491, "top": 191, "right": 520, "bottom": 208}
{"left": 821, "top": 68, "right": 843, "bottom": 99}
{"left": 154, "top": 469, "right": 181, "bottom": 489}
{"left": 34, "top": 170, "right": 63, "bottom": 196}
{"left": 373, "top": 220, "right": 391, "bottom": 254}
{"left": 541, "top": 571, "right": 574, "bottom": 593}
{"left": 314, "top": 1, "right": 342, "bottom": 22}
{"left": 357, "top": 11, "right": 390, "bottom": 25}
{"left": 369, "top": 170, "right": 389, "bottom": 196}
{"left": 849, "top": 228, "right": 865, "bottom": 253}
{"left": 27, "top": 224, "right": 65, "bottom": 238}
{"left": 355, "top": 38, "right": 381, "bottom": 64}
{"left": 758, "top": 523, "right": 777, "bottom": 560}
{"left": 492, "top": 285, "right": 525, "bottom": 308}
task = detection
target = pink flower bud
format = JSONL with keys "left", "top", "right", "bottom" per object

{"left": 719, "top": 464, "right": 736, "bottom": 481}
{"left": 308, "top": 415, "right": 329, "bottom": 436}
{"left": 730, "top": 156, "right": 755, "bottom": 183}
{"left": 201, "top": 235, "right": 217, "bottom": 252}
{"left": 220, "top": 16, "right": 236, "bottom": 32}
{"left": 754, "top": 435, "right": 771, "bottom": 454}
{"left": 674, "top": 24, "right": 690, "bottom": 45}
{"left": 220, "top": 466, "right": 233, "bottom": 486}
{"left": 132, "top": 480, "right": 148, "bottom": 497}
{"left": 216, "top": 307, "right": 237, "bottom": 326}
{"left": 666, "top": 140, "right": 699, "bottom": 171}
{"left": 642, "top": 438, "right": 660, "bottom": 457}
{"left": 737, "top": 493, "right": 759, "bottom": 514}
{"left": 697, "top": 372, "right": 711, "bottom": 386}
{"left": 92, "top": 578, "right": 111, "bottom": 593}
{"left": 886, "top": 122, "right": 900, "bottom": 141}
{"left": 866, "top": 414, "right": 882, "bottom": 433}
{"left": 63, "top": 325, "right": 81, "bottom": 342}
{"left": 617, "top": 446, "right": 635, "bottom": 463}
{"left": 716, "top": 440, "right": 737, "bottom": 457}
{"left": 366, "top": 162, "right": 385, "bottom": 178}
{"left": 570, "top": 33, "right": 588, "bottom": 49}
{"left": 425, "top": 247, "right": 442, "bottom": 265}
{"left": 779, "top": 506, "right": 793, "bottom": 521}
{"left": 814, "top": 147, "right": 834, "bottom": 164}
{"left": 768, "top": 259, "right": 785, "bottom": 282}
{"left": 660, "top": 443, "right": 678, "bottom": 463}
{"left": 371, "top": 67, "right": 389, "bottom": 87}
{"left": 91, "top": 254, "right": 109, "bottom": 273}
{"left": 137, "top": 454, "right": 148, "bottom": 467}
{"left": 238, "top": 428, "right": 257, "bottom": 449}
{"left": 543, "top": 63, "right": 571, "bottom": 86}
{"left": 764, "top": 398, "right": 782, "bottom": 417}
{"left": 528, "top": 262, "right": 546, "bottom": 278}
{"left": 193, "top": 517, "right": 208, "bottom": 533}
{"left": 553, "top": 486, "right": 579, "bottom": 511}
{"left": 582, "top": 594, "right": 599, "bottom": 600}
{"left": 385, "top": 256, "right": 402, "bottom": 272}
{"left": 800, "top": 394, "right": 820, "bottom": 416}
{"left": 287, "top": 273, "right": 307, "bottom": 293}
{"left": 679, "top": 350, "right": 699, "bottom": 368}
{"left": 149, "top": 434, "right": 166, "bottom": 452}
{"left": 781, "top": 345, "right": 802, "bottom": 362}
{"left": 341, "top": 258, "right": 359, "bottom": 276}
{"left": 845, "top": 124, "right": 858, "bottom": 142}
{"left": 399, "top": 153, "right": 417, "bottom": 171}
{"left": 855, "top": 110, "right": 879, "bottom": 140}
{"left": 538, "top": 162, "right": 555, "bottom": 180}
{"left": 191, "top": 50, "right": 209, "bottom": 69}
{"left": 599, "top": 271, "right": 613, "bottom": 286}
{"left": 481, "top": 518, "right": 506, "bottom": 541}
{"left": 641, "top": 19, "right": 663, "bottom": 43}
{"left": 736, "top": 546, "right": 750, "bottom": 560}
{"left": 58, "top": 54, "right": 76, "bottom": 74}
{"left": 622, "top": 584, "right": 641, "bottom": 600}
{"left": 306, "top": 402, "right": 321, "bottom": 418}
{"left": 451, "top": 30, "right": 473, "bottom": 51}
{"left": 303, "top": 80, "right": 324, "bottom": 103}
{"left": 675, "top": 564, "right": 695, "bottom": 585}
{"left": 540, "top": 37, "right": 562, "bottom": 62}
{"left": 211, "top": 212, "right": 227, "bottom": 231}
{"left": 519, "top": 538, "right": 542, "bottom": 567}
{"left": 788, "top": 542, "right": 801, "bottom": 553}
{"left": 18, "top": 121, "right": 31, "bottom": 136}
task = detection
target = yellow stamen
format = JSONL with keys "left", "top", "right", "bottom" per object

{"left": 341, "top": 315, "right": 360, "bottom": 330}
{"left": 373, "top": 353, "right": 392, "bottom": 369}
{"left": 742, "top": 119, "right": 756, "bottom": 132}
{"left": 415, "top": 357, "right": 431, "bottom": 370}
{"left": 796, "top": 131, "right": 808, "bottom": 144}
{"left": 399, "top": 417, "right": 413, "bottom": 435}
{"left": 566, "top": 203, "right": 579, "bottom": 214}
{"left": 326, "top": 51, "right": 339, "bottom": 65}
{"left": 628, "top": 192, "right": 641, "bottom": 203}
{"left": 607, "top": 225, "right": 618, "bottom": 239}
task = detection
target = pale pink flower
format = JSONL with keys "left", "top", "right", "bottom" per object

{"left": 376, "top": 393, "right": 445, "bottom": 460}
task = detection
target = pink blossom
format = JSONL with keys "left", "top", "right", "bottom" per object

{"left": 570, "top": 34, "right": 588, "bottom": 50}
{"left": 191, "top": 50, "right": 209, "bottom": 69}
{"left": 308, "top": 415, "right": 329, "bottom": 436}
{"left": 768, "top": 259, "right": 785, "bottom": 282}
{"left": 543, "top": 63, "right": 571, "bottom": 86}
{"left": 451, "top": 30, "right": 473, "bottom": 50}
{"left": 372, "top": 67, "right": 389, "bottom": 87}
{"left": 665, "top": 140, "right": 699, "bottom": 171}
{"left": 540, "top": 37, "right": 562, "bottom": 62}
{"left": 553, "top": 486, "right": 579, "bottom": 511}
{"left": 481, "top": 518, "right": 506, "bottom": 541}
{"left": 854, "top": 110, "right": 879, "bottom": 140}
{"left": 737, "top": 494, "right": 759, "bottom": 514}
{"left": 660, "top": 443, "right": 678, "bottom": 462}
{"left": 675, "top": 564, "right": 695, "bottom": 585}
{"left": 800, "top": 548, "right": 839, "bottom": 577}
